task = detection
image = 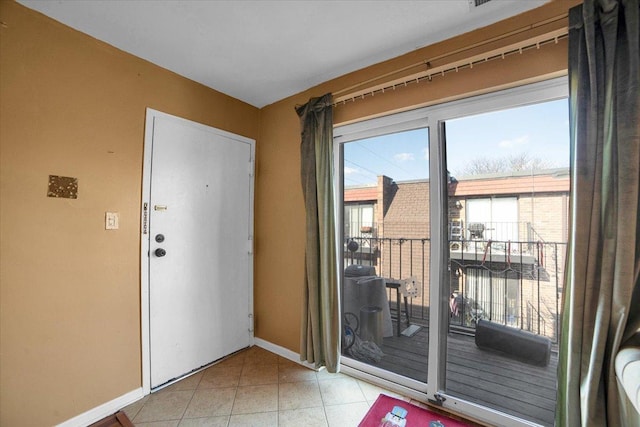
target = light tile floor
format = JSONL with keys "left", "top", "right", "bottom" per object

{"left": 122, "top": 346, "right": 411, "bottom": 427}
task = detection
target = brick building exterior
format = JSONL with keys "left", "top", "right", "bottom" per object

{"left": 344, "top": 168, "right": 570, "bottom": 340}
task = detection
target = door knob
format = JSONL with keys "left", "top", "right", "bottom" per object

{"left": 155, "top": 248, "right": 166, "bottom": 257}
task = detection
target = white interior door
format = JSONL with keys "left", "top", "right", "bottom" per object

{"left": 146, "top": 111, "right": 254, "bottom": 388}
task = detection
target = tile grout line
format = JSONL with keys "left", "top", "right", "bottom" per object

{"left": 225, "top": 370, "right": 238, "bottom": 427}
{"left": 316, "top": 370, "right": 333, "bottom": 427}
{"left": 179, "top": 371, "right": 203, "bottom": 424}
{"left": 128, "top": 347, "right": 409, "bottom": 427}
{"left": 276, "top": 358, "right": 281, "bottom": 426}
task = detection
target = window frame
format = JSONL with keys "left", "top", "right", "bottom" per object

{"left": 334, "top": 76, "right": 569, "bottom": 427}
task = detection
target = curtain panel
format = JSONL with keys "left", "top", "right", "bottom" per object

{"left": 297, "top": 94, "right": 340, "bottom": 372}
{"left": 558, "top": 1, "right": 639, "bottom": 426}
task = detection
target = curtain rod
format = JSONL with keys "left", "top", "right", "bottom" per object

{"left": 332, "top": 13, "right": 567, "bottom": 99}
{"left": 332, "top": 28, "right": 568, "bottom": 108}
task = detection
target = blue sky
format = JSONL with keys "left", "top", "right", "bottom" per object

{"left": 343, "top": 99, "right": 570, "bottom": 187}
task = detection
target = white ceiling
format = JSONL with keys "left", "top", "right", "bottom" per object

{"left": 18, "top": 0, "right": 548, "bottom": 108}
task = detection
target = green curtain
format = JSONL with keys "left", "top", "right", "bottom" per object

{"left": 557, "top": 1, "right": 639, "bottom": 426}
{"left": 296, "top": 94, "right": 340, "bottom": 373}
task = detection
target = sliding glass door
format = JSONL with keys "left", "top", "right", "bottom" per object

{"left": 336, "top": 78, "right": 569, "bottom": 427}
{"left": 443, "top": 96, "right": 569, "bottom": 426}
{"left": 336, "top": 112, "right": 431, "bottom": 392}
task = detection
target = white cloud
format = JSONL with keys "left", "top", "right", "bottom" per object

{"left": 344, "top": 166, "right": 358, "bottom": 175}
{"left": 422, "top": 147, "right": 429, "bottom": 160}
{"left": 499, "top": 135, "right": 530, "bottom": 148}
{"left": 394, "top": 152, "right": 415, "bottom": 162}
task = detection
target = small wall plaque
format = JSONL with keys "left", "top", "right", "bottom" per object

{"left": 48, "top": 175, "right": 78, "bottom": 199}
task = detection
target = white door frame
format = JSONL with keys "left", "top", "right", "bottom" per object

{"left": 140, "top": 108, "right": 255, "bottom": 394}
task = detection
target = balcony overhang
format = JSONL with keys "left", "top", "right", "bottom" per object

{"left": 450, "top": 249, "right": 551, "bottom": 281}
{"left": 449, "top": 249, "right": 537, "bottom": 265}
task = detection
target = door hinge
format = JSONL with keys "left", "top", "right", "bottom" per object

{"left": 248, "top": 313, "right": 254, "bottom": 333}
{"left": 248, "top": 235, "right": 253, "bottom": 255}
{"left": 248, "top": 160, "right": 254, "bottom": 177}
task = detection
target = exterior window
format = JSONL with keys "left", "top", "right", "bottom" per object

{"left": 465, "top": 197, "right": 518, "bottom": 241}
{"left": 344, "top": 203, "right": 375, "bottom": 239}
{"left": 461, "top": 267, "right": 519, "bottom": 327}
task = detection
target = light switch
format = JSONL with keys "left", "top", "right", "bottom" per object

{"left": 105, "top": 212, "right": 119, "bottom": 230}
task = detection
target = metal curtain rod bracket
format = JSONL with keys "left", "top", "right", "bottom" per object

{"left": 332, "top": 29, "right": 568, "bottom": 108}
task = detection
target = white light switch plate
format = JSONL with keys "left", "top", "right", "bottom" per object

{"left": 105, "top": 212, "right": 119, "bottom": 230}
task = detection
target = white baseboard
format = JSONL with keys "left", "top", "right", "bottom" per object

{"left": 56, "top": 340, "right": 304, "bottom": 427}
{"left": 57, "top": 387, "right": 144, "bottom": 427}
{"left": 253, "top": 337, "right": 319, "bottom": 371}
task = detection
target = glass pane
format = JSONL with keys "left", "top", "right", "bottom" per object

{"left": 342, "top": 128, "right": 430, "bottom": 383}
{"left": 444, "top": 99, "right": 569, "bottom": 426}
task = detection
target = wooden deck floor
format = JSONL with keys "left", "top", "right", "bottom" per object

{"left": 351, "top": 318, "right": 558, "bottom": 426}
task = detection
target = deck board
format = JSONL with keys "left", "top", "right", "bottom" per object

{"left": 347, "top": 317, "right": 557, "bottom": 426}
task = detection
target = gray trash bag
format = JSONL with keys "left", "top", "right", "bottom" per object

{"left": 346, "top": 333, "right": 384, "bottom": 364}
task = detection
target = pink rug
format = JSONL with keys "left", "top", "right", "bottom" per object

{"left": 359, "top": 394, "right": 471, "bottom": 427}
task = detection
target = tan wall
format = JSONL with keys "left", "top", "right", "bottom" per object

{"left": 255, "top": 0, "right": 580, "bottom": 353}
{"left": 1, "top": 0, "right": 582, "bottom": 425}
{"left": 0, "top": 2, "right": 259, "bottom": 426}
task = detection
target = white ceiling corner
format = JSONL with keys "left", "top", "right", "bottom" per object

{"left": 17, "top": 0, "right": 549, "bottom": 108}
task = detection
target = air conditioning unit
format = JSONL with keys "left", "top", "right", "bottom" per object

{"left": 469, "top": 0, "right": 492, "bottom": 7}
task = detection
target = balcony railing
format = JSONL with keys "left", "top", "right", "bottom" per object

{"left": 344, "top": 236, "right": 566, "bottom": 343}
